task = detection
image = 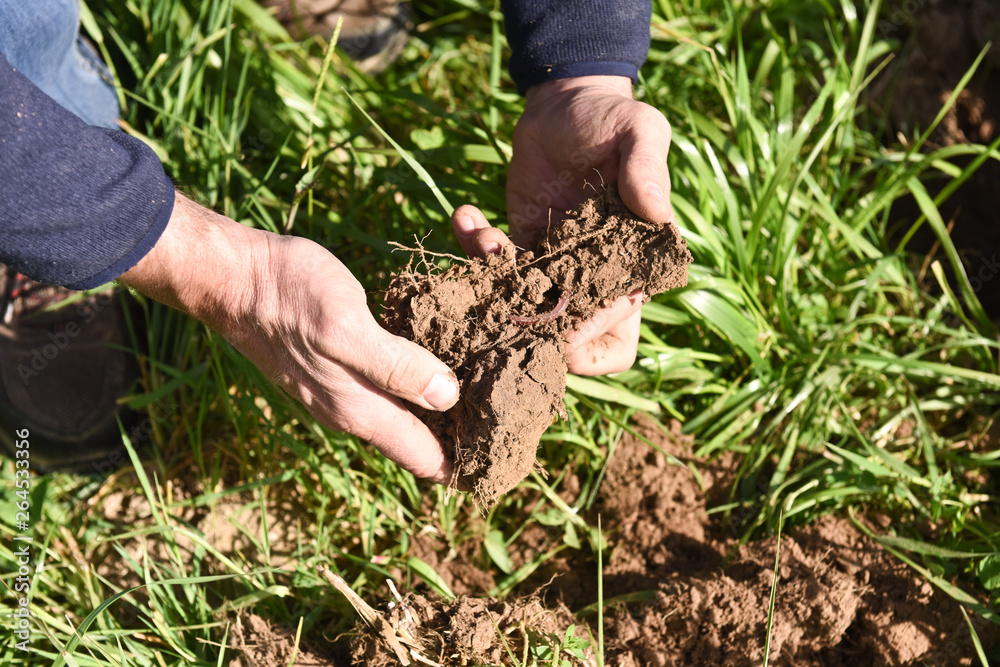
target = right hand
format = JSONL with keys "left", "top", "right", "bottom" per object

{"left": 120, "top": 192, "right": 459, "bottom": 483}
{"left": 451, "top": 75, "right": 674, "bottom": 377}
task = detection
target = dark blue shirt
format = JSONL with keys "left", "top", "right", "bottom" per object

{"left": 503, "top": 0, "right": 651, "bottom": 94}
{"left": 0, "top": 1, "right": 650, "bottom": 289}
{"left": 0, "top": 50, "right": 173, "bottom": 289}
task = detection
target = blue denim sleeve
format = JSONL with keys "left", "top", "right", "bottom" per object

{"left": 0, "top": 50, "right": 173, "bottom": 290}
{"left": 501, "top": 0, "right": 652, "bottom": 94}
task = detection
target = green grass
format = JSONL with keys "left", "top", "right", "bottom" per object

{"left": 3, "top": 0, "right": 1000, "bottom": 664}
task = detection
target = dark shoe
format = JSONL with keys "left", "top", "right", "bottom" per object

{"left": 0, "top": 269, "right": 143, "bottom": 473}
{"left": 264, "top": 0, "right": 411, "bottom": 74}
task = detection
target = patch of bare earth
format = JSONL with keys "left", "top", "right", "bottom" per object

{"left": 377, "top": 415, "right": 997, "bottom": 666}
{"left": 230, "top": 613, "right": 344, "bottom": 667}
{"left": 89, "top": 466, "right": 307, "bottom": 596}
{"left": 350, "top": 592, "right": 592, "bottom": 667}
{"left": 596, "top": 417, "right": 997, "bottom": 666}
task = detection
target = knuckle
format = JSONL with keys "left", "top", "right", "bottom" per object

{"left": 641, "top": 102, "right": 672, "bottom": 132}
{"left": 325, "top": 308, "right": 370, "bottom": 355}
{"left": 382, "top": 344, "right": 423, "bottom": 395}
{"left": 631, "top": 103, "right": 672, "bottom": 145}
{"left": 348, "top": 420, "right": 377, "bottom": 444}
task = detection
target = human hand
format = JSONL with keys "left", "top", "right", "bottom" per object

{"left": 120, "top": 192, "right": 459, "bottom": 483}
{"left": 455, "top": 75, "right": 674, "bottom": 375}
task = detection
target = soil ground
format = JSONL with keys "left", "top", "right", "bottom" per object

{"left": 346, "top": 8, "right": 1000, "bottom": 661}
{"left": 344, "top": 414, "right": 997, "bottom": 666}
{"left": 230, "top": 613, "right": 344, "bottom": 667}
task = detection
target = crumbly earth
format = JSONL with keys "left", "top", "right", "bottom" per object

{"left": 229, "top": 613, "right": 342, "bottom": 667}
{"left": 595, "top": 417, "right": 993, "bottom": 666}
{"left": 382, "top": 185, "right": 693, "bottom": 503}
{"left": 388, "top": 415, "right": 999, "bottom": 667}
{"left": 350, "top": 594, "right": 590, "bottom": 667}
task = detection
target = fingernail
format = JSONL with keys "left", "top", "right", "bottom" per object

{"left": 454, "top": 215, "right": 476, "bottom": 237}
{"left": 424, "top": 372, "right": 458, "bottom": 410}
{"left": 646, "top": 182, "right": 666, "bottom": 203}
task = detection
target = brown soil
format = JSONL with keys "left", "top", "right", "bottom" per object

{"left": 409, "top": 528, "right": 497, "bottom": 597}
{"left": 382, "top": 184, "right": 692, "bottom": 503}
{"left": 351, "top": 594, "right": 590, "bottom": 667}
{"left": 596, "top": 417, "right": 997, "bottom": 666}
{"left": 229, "top": 613, "right": 342, "bottom": 667}
{"left": 374, "top": 415, "right": 999, "bottom": 666}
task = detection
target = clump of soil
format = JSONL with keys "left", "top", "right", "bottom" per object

{"left": 382, "top": 185, "right": 692, "bottom": 503}
{"left": 597, "top": 417, "right": 999, "bottom": 666}
{"left": 604, "top": 515, "right": 996, "bottom": 667}
{"left": 350, "top": 593, "right": 590, "bottom": 666}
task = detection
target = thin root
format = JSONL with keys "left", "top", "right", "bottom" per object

{"left": 389, "top": 240, "right": 471, "bottom": 266}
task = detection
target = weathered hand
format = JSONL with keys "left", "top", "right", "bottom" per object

{"left": 455, "top": 75, "right": 673, "bottom": 375}
{"left": 121, "top": 192, "right": 459, "bottom": 482}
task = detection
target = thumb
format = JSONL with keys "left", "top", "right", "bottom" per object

{"left": 617, "top": 104, "right": 673, "bottom": 224}
{"left": 351, "top": 321, "right": 460, "bottom": 412}
{"left": 451, "top": 204, "right": 516, "bottom": 258}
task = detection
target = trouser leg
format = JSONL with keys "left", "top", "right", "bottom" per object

{"left": 0, "top": 0, "right": 119, "bottom": 128}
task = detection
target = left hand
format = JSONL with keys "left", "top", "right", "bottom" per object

{"left": 452, "top": 75, "right": 674, "bottom": 375}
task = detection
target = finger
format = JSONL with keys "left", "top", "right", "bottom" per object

{"left": 452, "top": 204, "right": 514, "bottom": 258}
{"left": 307, "top": 370, "right": 454, "bottom": 483}
{"left": 451, "top": 204, "right": 489, "bottom": 252}
{"left": 350, "top": 396, "right": 453, "bottom": 483}
{"left": 565, "top": 290, "right": 644, "bottom": 353}
{"left": 566, "top": 309, "right": 642, "bottom": 376}
{"left": 468, "top": 227, "right": 514, "bottom": 258}
{"left": 617, "top": 104, "right": 673, "bottom": 224}
{"left": 343, "top": 316, "right": 460, "bottom": 412}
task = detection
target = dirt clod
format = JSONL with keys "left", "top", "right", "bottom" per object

{"left": 383, "top": 185, "right": 692, "bottom": 503}
{"left": 594, "top": 418, "right": 999, "bottom": 667}
{"left": 350, "top": 593, "right": 590, "bottom": 666}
